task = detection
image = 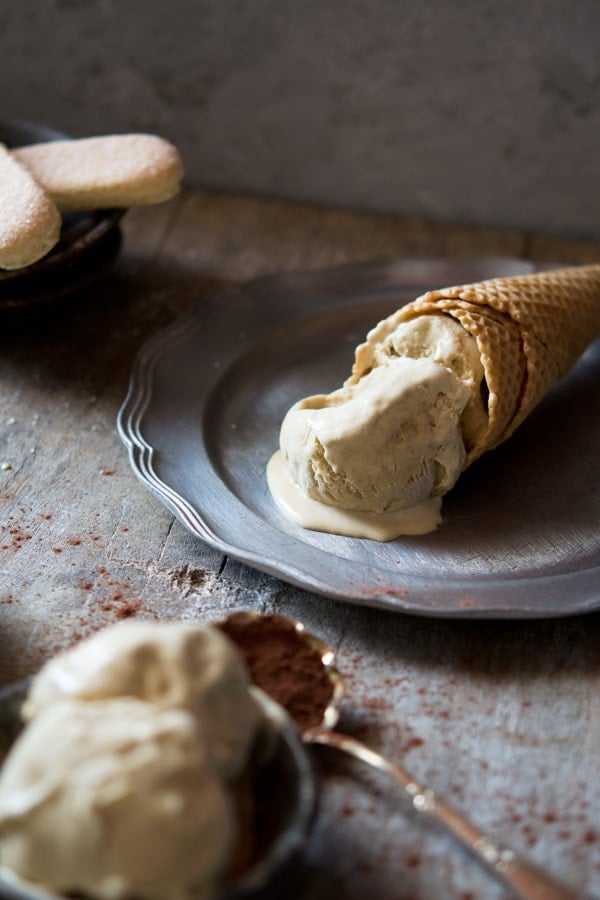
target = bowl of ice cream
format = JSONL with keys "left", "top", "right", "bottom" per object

{"left": 0, "top": 622, "right": 318, "bottom": 900}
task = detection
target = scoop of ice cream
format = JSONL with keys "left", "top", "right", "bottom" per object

{"left": 23, "top": 621, "right": 263, "bottom": 779}
{"left": 351, "top": 313, "right": 488, "bottom": 450}
{"left": 0, "top": 622, "right": 272, "bottom": 899}
{"left": 276, "top": 314, "right": 487, "bottom": 524}
{"left": 280, "top": 358, "right": 469, "bottom": 513}
{"left": 0, "top": 699, "right": 234, "bottom": 900}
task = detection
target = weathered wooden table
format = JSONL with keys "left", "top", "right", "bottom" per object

{"left": 1, "top": 191, "right": 599, "bottom": 900}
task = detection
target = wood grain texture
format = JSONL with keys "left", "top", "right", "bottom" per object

{"left": 0, "top": 190, "right": 598, "bottom": 900}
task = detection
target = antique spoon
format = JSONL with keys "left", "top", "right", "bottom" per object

{"left": 219, "top": 611, "right": 578, "bottom": 900}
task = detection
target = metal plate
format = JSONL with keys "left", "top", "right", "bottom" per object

{"left": 117, "top": 258, "right": 600, "bottom": 619}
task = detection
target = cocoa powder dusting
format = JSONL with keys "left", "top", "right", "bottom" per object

{"left": 219, "top": 613, "right": 335, "bottom": 731}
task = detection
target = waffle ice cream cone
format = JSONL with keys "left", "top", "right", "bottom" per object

{"left": 367, "top": 264, "right": 600, "bottom": 466}
{"left": 270, "top": 263, "right": 600, "bottom": 540}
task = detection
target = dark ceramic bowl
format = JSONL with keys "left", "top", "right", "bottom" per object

{"left": 0, "top": 119, "right": 124, "bottom": 321}
{"left": 0, "top": 682, "right": 318, "bottom": 900}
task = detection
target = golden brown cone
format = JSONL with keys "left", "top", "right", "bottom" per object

{"left": 395, "top": 264, "right": 600, "bottom": 465}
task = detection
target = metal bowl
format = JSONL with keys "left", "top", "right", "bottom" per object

{"left": 0, "top": 681, "right": 318, "bottom": 900}
{"left": 0, "top": 119, "right": 124, "bottom": 322}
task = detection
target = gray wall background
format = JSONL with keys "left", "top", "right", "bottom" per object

{"left": 2, "top": 0, "right": 599, "bottom": 237}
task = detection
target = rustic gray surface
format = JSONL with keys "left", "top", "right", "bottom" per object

{"left": 2, "top": 0, "right": 600, "bottom": 237}
{"left": 1, "top": 193, "right": 599, "bottom": 899}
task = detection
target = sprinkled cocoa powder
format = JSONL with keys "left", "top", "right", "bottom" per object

{"left": 219, "top": 613, "right": 336, "bottom": 732}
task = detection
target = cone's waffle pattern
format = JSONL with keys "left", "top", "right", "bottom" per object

{"left": 396, "top": 265, "right": 600, "bottom": 464}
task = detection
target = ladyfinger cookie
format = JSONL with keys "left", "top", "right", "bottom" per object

{"left": 13, "top": 134, "right": 183, "bottom": 212}
{"left": 0, "top": 144, "right": 61, "bottom": 270}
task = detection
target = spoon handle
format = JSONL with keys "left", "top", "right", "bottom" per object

{"left": 307, "top": 728, "right": 578, "bottom": 900}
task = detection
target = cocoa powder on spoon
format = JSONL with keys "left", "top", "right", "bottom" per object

{"left": 218, "top": 612, "right": 337, "bottom": 732}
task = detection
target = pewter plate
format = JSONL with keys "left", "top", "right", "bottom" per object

{"left": 117, "top": 258, "right": 600, "bottom": 619}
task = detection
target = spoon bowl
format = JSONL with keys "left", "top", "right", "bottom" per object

{"left": 218, "top": 611, "right": 344, "bottom": 734}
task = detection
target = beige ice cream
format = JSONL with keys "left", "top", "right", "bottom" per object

{"left": 0, "top": 621, "right": 267, "bottom": 900}
{"left": 268, "top": 314, "right": 487, "bottom": 540}
{"left": 0, "top": 700, "right": 234, "bottom": 900}
{"left": 23, "top": 620, "right": 263, "bottom": 779}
